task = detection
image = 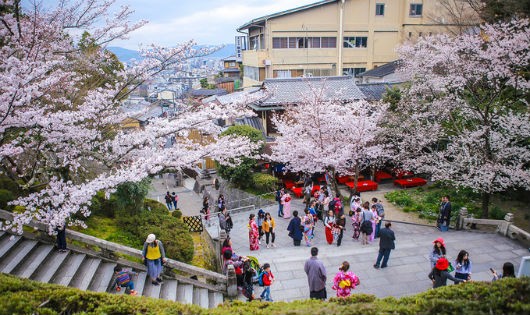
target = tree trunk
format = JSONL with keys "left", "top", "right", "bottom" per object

{"left": 481, "top": 191, "right": 490, "bottom": 218}
{"left": 352, "top": 164, "right": 359, "bottom": 195}
{"left": 328, "top": 167, "right": 340, "bottom": 198}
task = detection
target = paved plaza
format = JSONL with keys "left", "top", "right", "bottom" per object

{"left": 148, "top": 176, "right": 527, "bottom": 302}
{"left": 228, "top": 201, "right": 527, "bottom": 301}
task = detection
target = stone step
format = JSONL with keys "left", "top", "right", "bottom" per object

{"left": 209, "top": 291, "right": 224, "bottom": 308}
{"left": 13, "top": 244, "right": 54, "bottom": 278}
{"left": 70, "top": 257, "right": 101, "bottom": 290}
{"left": 160, "top": 280, "right": 178, "bottom": 301}
{"left": 135, "top": 272, "right": 147, "bottom": 296}
{"left": 52, "top": 253, "right": 86, "bottom": 286}
{"left": 143, "top": 278, "right": 162, "bottom": 298}
{"left": 0, "top": 234, "right": 22, "bottom": 259}
{"left": 0, "top": 239, "right": 38, "bottom": 273}
{"left": 32, "top": 249, "right": 70, "bottom": 283}
{"left": 193, "top": 287, "right": 210, "bottom": 308}
{"left": 177, "top": 283, "right": 194, "bottom": 305}
{"left": 88, "top": 262, "right": 117, "bottom": 293}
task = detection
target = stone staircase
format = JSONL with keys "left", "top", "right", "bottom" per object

{"left": 0, "top": 228, "right": 226, "bottom": 308}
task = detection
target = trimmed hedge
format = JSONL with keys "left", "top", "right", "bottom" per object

{"left": 0, "top": 274, "right": 528, "bottom": 314}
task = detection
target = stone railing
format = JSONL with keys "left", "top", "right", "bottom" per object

{"left": 0, "top": 209, "right": 232, "bottom": 295}
{"left": 456, "top": 208, "right": 530, "bottom": 247}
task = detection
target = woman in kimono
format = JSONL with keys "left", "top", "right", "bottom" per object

{"left": 332, "top": 261, "right": 360, "bottom": 297}
{"left": 302, "top": 209, "right": 314, "bottom": 247}
{"left": 281, "top": 192, "right": 292, "bottom": 219}
{"left": 324, "top": 210, "right": 336, "bottom": 245}
{"left": 248, "top": 214, "right": 260, "bottom": 251}
{"left": 351, "top": 208, "right": 361, "bottom": 241}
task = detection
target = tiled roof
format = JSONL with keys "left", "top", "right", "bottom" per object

{"left": 222, "top": 68, "right": 241, "bottom": 73}
{"left": 254, "top": 76, "right": 365, "bottom": 109}
{"left": 238, "top": 0, "right": 338, "bottom": 31}
{"left": 190, "top": 89, "right": 228, "bottom": 97}
{"left": 358, "top": 60, "right": 400, "bottom": 78}
{"left": 357, "top": 83, "right": 399, "bottom": 101}
{"left": 234, "top": 116, "right": 266, "bottom": 135}
{"left": 202, "top": 87, "right": 262, "bottom": 105}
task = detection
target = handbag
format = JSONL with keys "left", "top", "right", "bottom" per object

{"left": 361, "top": 211, "right": 373, "bottom": 234}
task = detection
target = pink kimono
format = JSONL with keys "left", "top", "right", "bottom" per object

{"left": 249, "top": 219, "right": 260, "bottom": 251}
{"left": 281, "top": 193, "right": 292, "bottom": 219}
{"left": 332, "top": 271, "right": 359, "bottom": 297}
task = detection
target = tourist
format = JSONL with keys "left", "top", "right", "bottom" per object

{"left": 351, "top": 208, "right": 361, "bottom": 241}
{"left": 324, "top": 210, "right": 336, "bottom": 245}
{"left": 373, "top": 222, "right": 396, "bottom": 269}
{"left": 322, "top": 191, "right": 331, "bottom": 219}
{"left": 372, "top": 197, "right": 385, "bottom": 238}
{"left": 281, "top": 191, "right": 292, "bottom": 219}
{"left": 302, "top": 209, "right": 315, "bottom": 247}
{"left": 218, "top": 207, "right": 227, "bottom": 235}
{"left": 248, "top": 214, "right": 260, "bottom": 251}
{"left": 350, "top": 196, "right": 362, "bottom": 217}
{"left": 360, "top": 202, "right": 374, "bottom": 245}
{"left": 287, "top": 210, "right": 303, "bottom": 246}
{"left": 369, "top": 204, "right": 380, "bottom": 242}
{"left": 263, "top": 212, "right": 276, "bottom": 248}
{"left": 217, "top": 194, "right": 225, "bottom": 211}
{"left": 332, "top": 261, "right": 360, "bottom": 297}
{"left": 430, "top": 238, "right": 447, "bottom": 268}
{"left": 113, "top": 265, "right": 138, "bottom": 296}
{"left": 55, "top": 221, "right": 68, "bottom": 253}
{"left": 257, "top": 209, "right": 265, "bottom": 244}
{"left": 221, "top": 237, "right": 235, "bottom": 257}
{"left": 491, "top": 262, "right": 516, "bottom": 281}
{"left": 336, "top": 212, "right": 346, "bottom": 247}
{"left": 259, "top": 263, "right": 275, "bottom": 302}
{"left": 304, "top": 247, "right": 327, "bottom": 300}
{"left": 454, "top": 250, "right": 472, "bottom": 281}
{"left": 428, "top": 257, "right": 466, "bottom": 288}
{"left": 276, "top": 187, "right": 285, "bottom": 217}
{"left": 171, "top": 192, "right": 178, "bottom": 210}
{"left": 438, "top": 195, "right": 452, "bottom": 232}
{"left": 142, "top": 233, "right": 166, "bottom": 286}
{"left": 165, "top": 191, "right": 173, "bottom": 210}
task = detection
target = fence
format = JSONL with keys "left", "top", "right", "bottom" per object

{"left": 456, "top": 208, "right": 530, "bottom": 247}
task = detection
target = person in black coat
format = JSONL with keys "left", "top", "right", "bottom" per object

{"left": 373, "top": 222, "right": 395, "bottom": 269}
{"left": 287, "top": 211, "right": 303, "bottom": 246}
{"left": 429, "top": 257, "right": 465, "bottom": 288}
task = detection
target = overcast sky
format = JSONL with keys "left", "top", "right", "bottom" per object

{"left": 102, "top": 0, "right": 320, "bottom": 49}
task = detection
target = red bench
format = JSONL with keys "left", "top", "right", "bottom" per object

{"left": 375, "top": 171, "right": 393, "bottom": 182}
{"left": 345, "top": 180, "right": 378, "bottom": 192}
{"left": 282, "top": 179, "right": 296, "bottom": 190}
{"left": 394, "top": 178, "right": 427, "bottom": 188}
{"left": 291, "top": 185, "right": 320, "bottom": 198}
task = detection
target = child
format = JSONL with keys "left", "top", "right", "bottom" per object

{"left": 259, "top": 263, "right": 274, "bottom": 301}
{"left": 332, "top": 261, "right": 359, "bottom": 297}
{"left": 114, "top": 266, "right": 138, "bottom": 296}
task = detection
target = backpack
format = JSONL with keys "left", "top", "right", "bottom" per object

{"left": 116, "top": 271, "right": 130, "bottom": 286}
{"left": 376, "top": 203, "right": 385, "bottom": 217}
{"left": 258, "top": 270, "right": 267, "bottom": 287}
{"left": 361, "top": 211, "right": 373, "bottom": 234}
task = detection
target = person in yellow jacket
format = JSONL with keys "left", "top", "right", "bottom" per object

{"left": 142, "top": 234, "right": 167, "bottom": 285}
{"left": 262, "top": 212, "right": 277, "bottom": 248}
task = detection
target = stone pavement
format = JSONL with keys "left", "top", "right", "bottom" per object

{"left": 228, "top": 200, "right": 527, "bottom": 302}
{"left": 147, "top": 174, "right": 203, "bottom": 216}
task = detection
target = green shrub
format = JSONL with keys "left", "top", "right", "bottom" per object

{"left": 385, "top": 190, "right": 413, "bottom": 207}
{"left": 117, "top": 199, "right": 194, "bottom": 263}
{"left": 90, "top": 191, "right": 119, "bottom": 218}
{"left": 0, "top": 189, "right": 14, "bottom": 209}
{"left": 0, "top": 274, "right": 528, "bottom": 314}
{"left": 251, "top": 173, "right": 278, "bottom": 193}
{"left": 0, "top": 175, "right": 20, "bottom": 195}
{"left": 489, "top": 205, "right": 506, "bottom": 220}
{"left": 172, "top": 209, "right": 183, "bottom": 219}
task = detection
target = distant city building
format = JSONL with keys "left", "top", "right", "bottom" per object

{"left": 237, "top": 0, "right": 477, "bottom": 87}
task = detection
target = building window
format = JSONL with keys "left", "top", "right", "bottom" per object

{"left": 409, "top": 4, "right": 423, "bottom": 16}
{"left": 249, "top": 36, "right": 259, "bottom": 50}
{"left": 343, "top": 37, "right": 368, "bottom": 48}
{"left": 244, "top": 66, "right": 260, "bottom": 81}
{"left": 343, "top": 68, "right": 366, "bottom": 77}
{"left": 274, "top": 70, "right": 292, "bottom": 78}
{"left": 375, "top": 3, "right": 385, "bottom": 16}
{"left": 408, "top": 32, "right": 412, "bottom": 38}
{"left": 272, "top": 37, "right": 288, "bottom": 49}
{"left": 272, "top": 37, "right": 336, "bottom": 49}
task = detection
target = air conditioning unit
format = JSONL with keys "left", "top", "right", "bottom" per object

{"left": 263, "top": 59, "right": 272, "bottom": 66}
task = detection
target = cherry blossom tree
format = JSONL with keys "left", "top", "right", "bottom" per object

{"left": 0, "top": 0, "right": 261, "bottom": 233}
{"left": 268, "top": 81, "right": 388, "bottom": 195}
{"left": 386, "top": 18, "right": 530, "bottom": 218}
